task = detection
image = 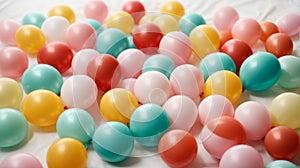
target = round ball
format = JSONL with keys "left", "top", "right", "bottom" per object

{"left": 0, "top": 19, "right": 21, "bottom": 46}
{"left": 122, "top": 1, "right": 145, "bottom": 24}
{"left": 160, "top": 0, "right": 185, "bottom": 20}
{"left": 277, "top": 56, "right": 300, "bottom": 89}
{"left": 179, "top": 13, "right": 206, "bottom": 36}
{"left": 0, "top": 78, "right": 23, "bottom": 109}
{"left": 213, "top": 6, "right": 239, "bottom": 32}
{"left": 259, "top": 21, "right": 279, "bottom": 42}
{"left": 0, "top": 153, "right": 42, "bottom": 168}
{"left": 48, "top": 4, "right": 75, "bottom": 23}
{"left": 83, "top": 0, "right": 108, "bottom": 23}
{"left": 41, "top": 16, "right": 70, "bottom": 42}
{"left": 265, "top": 160, "right": 298, "bottom": 168}
{"left": 232, "top": 18, "right": 261, "bottom": 46}
{"left": 22, "top": 12, "right": 46, "bottom": 28}
{"left": 106, "top": 11, "right": 134, "bottom": 35}
{"left": 276, "top": 12, "right": 300, "bottom": 36}
{"left": 142, "top": 54, "right": 175, "bottom": 79}
{"left": 265, "top": 33, "right": 293, "bottom": 58}
{"left": 72, "top": 49, "right": 100, "bottom": 75}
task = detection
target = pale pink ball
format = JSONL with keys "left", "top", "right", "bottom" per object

{"left": 84, "top": 0, "right": 108, "bottom": 23}
{"left": 0, "top": 153, "right": 42, "bottom": 168}
{"left": 116, "top": 78, "right": 136, "bottom": 94}
{"left": 232, "top": 18, "right": 261, "bottom": 46}
{"left": 0, "top": 19, "right": 21, "bottom": 46}
{"left": 276, "top": 12, "right": 300, "bottom": 36}
{"left": 72, "top": 49, "right": 100, "bottom": 75}
{"left": 213, "top": 6, "right": 239, "bottom": 32}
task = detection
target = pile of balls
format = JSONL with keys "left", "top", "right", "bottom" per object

{"left": 0, "top": 1, "right": 300, "bottom": 168}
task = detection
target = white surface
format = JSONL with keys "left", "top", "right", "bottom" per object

{"left": 0, "top": 0, "right": 300, "bottom": 167}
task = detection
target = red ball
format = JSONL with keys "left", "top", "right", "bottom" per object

{"left": 122, "top": 1, "right": 145, "bottom": 24}
{"left": 265, "top": 33, "right": 293, "bottom": 58}
{"left": 219, "top": 30, "right": 232, "bottom": 48}
{"left": 37, "top": 42, "right": 73, "bottom": 74}
{"left": 158, "top": 129, "right": 198, "bottom": 168}
{"left": 259, "top": 21, "right": 279, "bottom": 42}
{"left": 264, "top": 126, "right": 300, "bottom": 160}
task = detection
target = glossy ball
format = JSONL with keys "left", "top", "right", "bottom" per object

{"left": 179, "top": 13, "right": 206, "bottom": 36}
{"left": 106, "top": 11, "right": 134, "bottom": 35}
{"left": 85, "top": 19, "right": 103, "bottom": 35}
{"left": 0, "top": 78, "right": 23, "bottom": 109}
{"left": 259, "top": 21, "right": 279, "bottom": 42}
{"left": 130, "top": 104, "right": 170, "bottom": 147}
{"left": 72, "top": 49, "right": 100, "bottom": 75}
{"left": 153, "top": 14, "right": 179, "bottom": 35}
{"left": 276, "top": 12, "right": 300, "bottom": 36}
{"left": 0, "top": 108, "right": 28, "bottom": 148}
{"left": 160, "top": 0, "right": 185, "bottom": 20}
{"left": 48, "top": 4, "right": 75, "bottom": 23}
{"left": 277, "top": 56, "right": 300, "bottom": 89}
{"left": 265, "top": 33, "right": 293, "bottom": 58}
{"left": 265, "top": 160, "right": 298, "bottom": 168}
{"left": 0, "top": 153, "right": 42, "bottom": 168}
{"left": 22, "top": 12, "right": 46, "bottom": 28}
{"left": 232, "top": 18, "right": 261, "bottom": 46}
{"left": 213, "top": 6, "right": 239, "bottom": 32}
{"left": 92, "top": 122, "right": 134, "bottom": 162}
{"left": 0, "top": 19, "right": 21, "bottom": 46}
{"left": 83, "top": 0, "right": 108, "bottom": 23}
{"left": 41, "top": 16, "right": 70, "bottom": 42}
{"left": 122, "top": 1, "right": 145, "bottom": 24}
{"left": 218, "top": 31, "right": 232, "bottom": 47}
{"left": 142, "top": 54, "right": 175, "bottom": 79}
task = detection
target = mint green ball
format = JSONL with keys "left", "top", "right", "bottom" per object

{"left": 277, "top": 56, "right": 300, "bottom": 89}
{"left": 22, "top": 12, "right": 46, "bottom": 28}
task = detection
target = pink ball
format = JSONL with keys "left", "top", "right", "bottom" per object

{"left": 0, "top": 47, "right": 28, "bottom": 78}
{"left": 213, "top": 6, "right": 239, "bottom": 32}
{"left": 170, "top": 64, "right": 204, "bottom": 100}
{"left": 219, "top": 145, "right": 264, "bottom": 168}
{"left": 0, "top": 19, "right": 21, "bottom": 46}
{"left": 276, "top": 12, "right": 300, "bottom": 36}
{"left": 234, "top": 101, "right": 272, "bottom": 141}
{"left": 117, "top": 49, "right": 148, "bottom": 79}
{"left": 134, "top": 71, "right": 171, "bottom": 105}
{"left": 84, "top": 0, "right": 108, "bottom": 23}
{"left": 65, "top": 22, "right": 97, "bottom": 52}
{"left": 198, "top": 95, "right": 234, "bottom": 125}
{"left": 72, "top": 49, "right": 100, "bottom": 75}
{"left": 116, "top": 78, "right": 136, "bottom": 94}
{"left": 163, "top": 95, "right": 198, "bottom": 131}
{"left": 159, "top": 31, "right": 192, "bottom": 66}
{"left": 232, "top": 18, "right": 261, "bottom": 46}
{"left": 0, "top": 153, "right": 42, "bottom": 168}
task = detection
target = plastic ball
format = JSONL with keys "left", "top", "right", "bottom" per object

{"left": 22, "top": 89, "right": 64, "bottom": 127}
{"left": 0, "top": 19, "right": 21, "bottom": 46}
{"left": 259, "top": 21, "right": 279, "bottom": 42}
{"left": 160, "top": 0, "right": 185, "bottom": 20}
{"left": 100, "top": 88, "right": 139, "bottom": 125}
{"left": 199, "top": 52, "right": 236, "bottom": 81}
{"left": 65, "top": 22, "right": 97, "bottom": 52}
{"left": 87, "top": 54, "right": 121, "bottom": 92}
{"left": 269, "top": 92, "right": 300, "bottom": 129}
{"left": 189, "top": 25, "right": 220, "bottom": 58}
{"left": 277, "top": 56, "right": 300, "bottom": 89}
{"left": 46, "top": 138, "right": 87, "bottom": 168}
{"left": 234, "top": 101, "right": 271, "bottom": 141}
{"left": 220, "top": 39, "right": 253, "bottom": 74}
{"left": 265, "top": 160, "right": 298, "bottom": 168}
{"left": 264, "top": 126, "right": 300, "bottom": 160}
{"left": 117, "top": 48, "right": 147, "bottom": 79}
{"left": 204, "top": 70, "right": 242, "bottom": 104}
{"left": 56, "top": 108, "right": 95, "bottom": 146}
{"left": 142, "top": 54, "right": 175, "bottom": 79}
{"left": 219, "top": 31, "right": 233, "bottom": 47}
{"left": 139, "top": 13, "right": 159, "bottom": 25}
{"left": 213, "top": 6, "right": 239, "bottom": 32}
{"left": 158, "top": 129, "right": 198, "bottom": 168}
{"left": 132, "top": 23, "right": 163, "bottom": 54}
{"left": 153, "top": 14, "right": 179, "bottom": 35}
{"left": 83, "top": 0, "right": 108, "bottom": 23}
{"left": 219, "top": 145, "right": 264, "bottom": 168}
{"left": 232, "top": 18, "right": 261, "bottom": 46}
{"left": 159, "top": 31, "right": 192, "bottom": 66}
{"left": 60, "top": 75, "right": 98, "bottom": 109}
{"left": 22, "top": 12, "right": 46, "bottom": 28}
{"left": 48, "top": 4, "right": 75, "bottom": 23}
{"left": 170, "top": 64, "right": 204, "bottom": 100}
{"left": 95, "top": 28, "right": 129, "bottom": 57}
{"left": 41, "top": 16, "right": 70, "bottom": 42}
{"left": 179, "top": 13, "right": 206, "bottom": 36}
{"left": 134, "top": 71, "right": 172, "bottom": 105}
{"left": 122, "top": 0, "right": 146, "bottom": 24}
{"left": 15, "top": 25, "right": 46, "bottom": 54}
{"left": 265, "top": 33, "right": 293, "bottom": 58}
{"left": 116, "top": 78, "right": 136, "bottom": 94}
{"left": 198, "top": 95, "right": 234, "bottom": 125}
{"left": 276, "top": 12, "right": 300, "bottom": 36}
{"left": 37, "top": 42, "right": 74, "bottom": 73}
{"left": 0, "top": 78, "right": 23, "bottom": 109}
{"left": 0, "top": 108, "right": 28, "bottom": 148}
{"left": 239, "top": 52, "right": 281, "bottom": 92}
{"left": 130, "top": 104, "right": 170, "bottom": 147}
{"left": 200, "top": 116, "right": 246, "bottom": 159}
{"left": 85, "top": 19, "right": 103, "bottom": 35}
{"left": 106, "top": 11, "right": 134, "bottom": 35}
{"left": 92, "top": 122, "right": 134, "bottom": 162}
{"left": 0, "top": 47, "right": 28, "bottom": 78}
{"left": 163, "top": 95, "right": 198, "bottom": 131}
{"left": 72, "top": 49, "right": 100, "bottom": 75}
{"left": 21, "top": 64, "right": 63, "bottom": 94}
{"left": 0, "top": 153, "right": 42, "bottom": 168}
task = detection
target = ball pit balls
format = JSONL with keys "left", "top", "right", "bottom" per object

{"left": 85, "top": 19, "right": 103, "bottom": 35}
{"left": 264, "top": 126, "right": 300, "bottom": 160}
{"left": 100, "top": 88, "right": 139, "bottom": 125}
{"left": 83, "top": 0, "right": 108, "bottom": 23}
{"left": 46, "top": 138, "right": 87, "bottom": 168}
{"left": 265, "top": 160, "right": 298, "bottom": 168}
{"left": 130, "top": 104, "right": 170, "bottom": 147}
{"left": 213, "top": 6, "right": 239, "bottom": 32}
{"left": 276, "top": 12, "right": 300, "bottom": 36}
{"left": 72, "top": 49, "right": 100, "bottom": 75}
{"left": 48, "top": 4, "right": 75, "bottom": 23}
{"left": 265, "top": 33, "right": 293, "bottom": 58}
{"left": 0, "top": 78, "right": 23, "bottom": 109}
{"left": 142, "top": 54, "right": 175, "bottom": 79}
{"left": 232, "top": 18, "right": 261, "bottom": 46}
{"left": 0, "top": 108, "right": 28, "bottom": 148}
{"left": 277, "top": 56, "right": 300, "bottom": 89}
{"left": 106, "top": 11, "right": 135, "bottom": 36}
{"left": 139, "top": 13, "right": 160, "bottom": 25}
{"left": 92, "top": 121, "right": 134, "bottom": 162}
{"left": 0, "top": 19, "right": 21, "bottom": 46}
{"left": 179, "top": 13, "right": 206, "bottom": 36}
{"left": 239, "top": 52, "right": 281, "bottom": 92}
{"left": 21, "top": 89, "right": 64, "bottom": 127}
{"left": 56, "top": 108, "right": 96, "bottom": 146}
{"left": 0, "top": 153, "right": 42, "bottom": 168}
{"left": 21, "top": 64, "right": 63, "bottom": 95}
{"left": 259, "top": 21, "right": 279, "bottom": 42}
{"left": 200, "top": 116, "right": 246, "bottom": 159}
{"left": 158, "top": 129, "right": 198, "bottom": 168}
{"left": 121, "top": 0, "right": 145, "bottom": 24}
{"left": 41, "top": 16, "right": 70, "bottom": 42}
{"left": 21, "top": 12, "right": 46, "bottom": 28}
{"left": 160, "top": 0, "right": 185, "bottom": 20}
{"left": 153, "top": 14, "right": 179, "bottom": 35}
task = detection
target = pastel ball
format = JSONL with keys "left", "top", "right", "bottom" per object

{"left": 142, "top": 54, "right": 175, "bottom": 79}
{"left": 179, "top": 13, "right": 206, "bottom": 36}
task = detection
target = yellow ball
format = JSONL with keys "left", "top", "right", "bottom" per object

{"left": 189, "top": 25, "right": 220, "bottom": 59}
{"left": 100, "top": 88, "right": 139, "bottom": 125}
{"left": 269, "top": 92, "right": 300, "bottom": 129}
{"left": 21, "top": 89, "right": 64, "bottom": 127}
{"left": 139, "top": 13, "right": 160, "bottom": 25}
{"left": 153, "top": 14, "right": 179, "bottom": 35}
{"left": 107, "top": 11, "right": 135, "bottom": 35}
{"left": 160, "top": 0, "right": 185, "bottom": 20}
{"left": 204, "top": 70, "right": 242, "bottom": 104}
{"left": 48, "top": 4, "right": 76, "bottom": 23}
{"left": 0, "top": 78, "right": 23, "bottom": 109}
{"left": 15, "top": 25, "right": 46, "bottom": 54}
